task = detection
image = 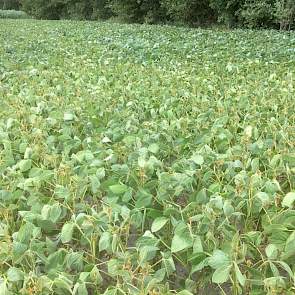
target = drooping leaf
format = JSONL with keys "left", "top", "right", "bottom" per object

{"left": 151, "top": 217, "right": 169, "bottom": 233}
{"left": 61, "top": 222, "right": 74, "bottom": 243}
{"left": 208, "top": 250, "right": 231, "bottom": 269}
{"left": 99, "top": 231, "right": 112, "bottom": 252}
{"left": 212, "top": 265, "right": 231, "bottom": 284}
{"left": 234, "top": 262, "right": 246, "bottom": 286}
{"left": 282, "top": 192, "right": 295, "bottom": 208}
{"left": 265, "top": 244, "right": 278, "bottom": 260}
{"left": 171, "top": 222, "right": 193, "bottom": 253}
{"left": 161, "top": 251, "right": 176, "bottom": 276}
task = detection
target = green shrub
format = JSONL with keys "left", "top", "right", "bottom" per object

{"left": 92, "top": 0, "right": 113, "bottom": 20}
{"left": 240, "top": 0, "right": 276, "bottom": 28}
{"left": 0, "top": 9, "right": 29, "bottom": 18}
{"left": 161, "top": 0, "right": 216, "bottom": 25}
{"left": 107, "top": 0, "right": 143, "bottom": 22}
{"left": 107, "top": 0, "right": 165, "bottom": 24}
{"left": 209, "top": 0, "right": 244, "bottom": 27}
{"left": 61, "top": 0, "right": 94, "bottom": 20}
{"left": 21, "top": 0, "right": 112, "bottom": 21}
{"left": 21, "top": 0, "right": 67, "bottom": 19}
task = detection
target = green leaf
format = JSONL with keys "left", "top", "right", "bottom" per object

{"left": 148, "top": 143, "right": 159, "bottom": 154}
{"left": 96, "top": 167, "right": 106, "bottom": 179}
{"left": 90, "top": 176, "right": 100, "bottom": 194}
{"left": 171, "top": 222, "right": 193, "bottom": 253}
{"left": 139, "top": 245, "right": 159, "bottom": 264}
{"left": 135, "top": 190, "right": 153, "bottom": 208}
{"left": 54, "top": 275, "right": 73, "bottom": 292}
{"left": 212, "top": 265, "right": 231, "bottom": 284}
{"left": 61, "top": 222, "right": 74, "bottom": 243}
{"left": 177, "top": 291, "right": 194, "bottom": 295}
{"left": 18, "top": 159, "right": 32, "bottom": 172}
{"left": 282, "top": 192, "right": 295, "bottom": 208}
{"left": 151, "top": 217, "right": 168, "bottom": 232}
{"left": 66, "top": 252, "right": 84, "bottom": 271}
{"left": 79, "top": 272, "right": 90, "bottom": 282}
{"left": 276, "top": 261, "right": 293, "bottom": 279}
{"left": 103, "top": 289, "right": 118, "bottom": 295}
{"left": 265, "top": 244, "right": 278, "bottom": 260}
{"left": 112, "top": 233, "right": 118, "bottom": 252}
{"left": 255, "top": 192, "right": 270, "bottom": 207}
{"left": 73, "top": 282, "right": 88, "bottom": 295}
{"left": 99, "top": 231, "right": 112, "bottom": 252}
{"left": 234, "top": 262, "right": 246, "bottom": 286}
{"left": 49, "top": 203, "right": 62, "bottom": 223}
{"left": 282, "top": 231, "right": 295, "bottom": 260}
{"left": 269, "top": 261, "right": 280, "bottom": 277}
{"left": 24, "top": 147, "right": 33, "bottom": 159}
{"left": 191, "top": 154, "right": 204, "bottom": 165}
{"left": 7, "top": 267, "right": 24, "bottom": 282}
{"left": 161, "top": 251, "right": 176, "bottom": 276}
{"left": 193, "top": 235, "right": 203, "bottom": 253}
{"left": 191, "top": 258, "right": 208, "bottom": 274}
{"left": 17, "top": 223, "right": 32, "bottom": 244}
{"left": 107, "top": 259, "right": 124, "bottom": 276}
{"left": 54, "top": 185, "right": 71, "bottom": 201}
{"left": 0, "top": 281, "right": 11, "bottom": 295}
{"left": 90, "top": 266, "right": 103, "bottom": 285}
{"left": 153, "top": 268, "right": 166, "bottom": 282}
{"left": 12, "top": 242, "right": 27, "bottom": 260}
{"left": 223, "top": 200, "right": 234, "bottom": 217}
{"left": 270, "top": 154, "right": 281, "bottom": 168}
{"left": 208, "top": 250, "right": 231, "bottom": 269}
{"left": 109, "top": 184, "right": 128, "bottom": 195}
{"left": 64, "top": 112, "right": 74, "bottom": 121}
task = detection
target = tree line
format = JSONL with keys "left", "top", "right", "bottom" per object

{"left": 0, "top": 0, "right": 20, "bottom": 10}
{"left": 1, "top": 0, "right": 295, "bottom": 29}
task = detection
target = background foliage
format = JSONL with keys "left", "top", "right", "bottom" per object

{"left": 0, "top": 0, "right": 20, "bottom": 10}
{"left": 7, "top": 0, "right": 292, "bottom": 29}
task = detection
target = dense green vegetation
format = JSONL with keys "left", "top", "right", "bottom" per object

{"left": 3, "top": 0, "right": 291, "bottom": 29}
{"left": 1, "top": 19, "right": 295, "bottom": 294}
